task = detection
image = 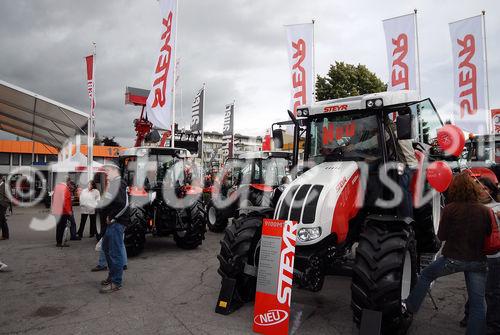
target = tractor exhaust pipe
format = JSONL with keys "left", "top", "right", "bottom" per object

{"left": 287, "top": 110, "right": 300, "bottom": 169}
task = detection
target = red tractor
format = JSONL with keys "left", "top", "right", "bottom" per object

{"left": 205, "top": 151, "right": 292, "bottom": 232}
{"left": 216, "top": 90, "right": 448, "bottom": 334}
{"left": 120, "top": 146, "right": 205, "bottom": 256}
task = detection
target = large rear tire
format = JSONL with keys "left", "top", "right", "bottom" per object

{"left": 206, "top": 201, "right": 229, "bottom": 233}
{"left": 174, "top": 201, "right": 206, "bottom": 249}
{"left": 124, "top": 207, "right": 147, "bottom": 257}
{"left": 351, "top": 218, "right": 417, "bottom": 335}
{"left": 217, "top": 213, "right": 263, "bottom": 303}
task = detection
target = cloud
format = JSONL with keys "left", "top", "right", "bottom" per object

{"left": 0, "top": 0, "right": 499, "bottom": 147}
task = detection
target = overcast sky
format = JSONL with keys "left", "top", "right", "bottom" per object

{"left": 0, "top": 0, "right": 499, "bottom": 147}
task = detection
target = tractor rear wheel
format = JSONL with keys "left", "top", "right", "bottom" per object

{"left": 351, "top": 217, "right": 417, "bottom": 335}
{"left": 124, "top": 207, "right": 147, "bottom": 257}
{"left": 217, "top": 213, "right": 263, "bottom": 303}
{"left": 206, "top": 201, "right": 229, "bottom": 233}
{"left": 174, "top": 201, "right": 206, "bottom": 249}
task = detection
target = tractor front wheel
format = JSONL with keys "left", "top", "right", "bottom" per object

{"left": 174, "top": 201, "right": 206, "bottom": 249}
{"left": 206, "top": 201, "right": 229, "bottom": 233}
{"left": 124, "top": 207, "right": 147, "bottom": 257}
{"left": 217, "top": 213, "right": 263, "bottom": 303}
{"left": 351, "top": 217, "right": 417, "bottom": 335}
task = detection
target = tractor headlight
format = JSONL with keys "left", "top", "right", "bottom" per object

{"left": 366, "top": 98, "right": 383, "bottom": 109}
{"left": 297, "top": 227, "right": 322, "bottom": 242}
{"left": 296, "top": 108, "right": 309, "bottom": 117}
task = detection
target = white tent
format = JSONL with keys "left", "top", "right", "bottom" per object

{"left": 0, "top": 80, "right": 89, "bottom": 148}
{"left": 49, "top": 152, "right": 103, "bottom": 173}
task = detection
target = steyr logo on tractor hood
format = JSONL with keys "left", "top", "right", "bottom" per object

{"left": 253, "top": 309, "right": 289, "bottom": 326}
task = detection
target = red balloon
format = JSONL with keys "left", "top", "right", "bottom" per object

{"left": 426, "top": 161, "right": 453, "bottom": 193}
{"left": 437, "top": 124, "right": 465, "bottom": 157}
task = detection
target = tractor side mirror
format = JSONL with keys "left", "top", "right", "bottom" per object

{"left": 396, "top": 114, "right": 414, "bottom": 140}
{"left": 272, "top": 129, "right": 284, "bottom": 149}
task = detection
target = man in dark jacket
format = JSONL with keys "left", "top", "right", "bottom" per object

{"left": 99, "top": 163, "right": 130, "bottom": 293}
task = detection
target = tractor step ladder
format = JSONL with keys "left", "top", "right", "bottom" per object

{"left": 215, "top": 277, "right": 243, "bottom": 315}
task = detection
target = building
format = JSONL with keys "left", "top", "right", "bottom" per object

{"left": 0, "top": 140, "right": 122, "bottom": 175}
{"left": 177, "top": 130, "right": 263, "bottom": 169}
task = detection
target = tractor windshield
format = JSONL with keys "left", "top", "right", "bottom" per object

{"left": 308, "top": 112, "right": 383, "bottom": 164}
{"left": 122, "top": 153, "right": 177, "bottom": 189}
{"left": 224, "top": 157, "right": 289, "bottom": 187}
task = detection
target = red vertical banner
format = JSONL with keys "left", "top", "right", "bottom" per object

{"left": 85, "top": 54, "right": 95, "bottom": 111}
{"left": 253, "top": 219, "right": 297, "bottom": 335}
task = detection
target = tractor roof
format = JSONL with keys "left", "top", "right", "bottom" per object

{"left": 235, "top": 151, "right": 292, "bottom": 160}
{"left": 300, "top": 90, "right": 421, "bottom": 116}
{"left": 119, "top": 146, "right": 191, "bottom": 158}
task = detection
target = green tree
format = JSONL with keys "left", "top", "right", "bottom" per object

{"left": 316, "top": 61, "right": 387, "bottom": 101}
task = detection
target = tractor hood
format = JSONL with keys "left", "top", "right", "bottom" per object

{"left": 274, "top": 161, "right": 360, "bottom": 246}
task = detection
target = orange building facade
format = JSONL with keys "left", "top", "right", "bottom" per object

{"left": 0, "top": 140, "right": 124, "bottom": 174}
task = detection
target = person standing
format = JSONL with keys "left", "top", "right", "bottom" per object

{"left": 52, "top": 178, "right": 73, "bottom": 247}
{"left": 403, "top": 172, "right": 492, "bottom": 335}
{"left": 0, "top": 176, "right": 10, "bottom": 240}
{"left": 66, "top": 179, "right": 80, "bottom": 241}
{"left": 461, "top": 177, "right": 500, "bottom": 334}
{"left": 99, "top": 163, "right": 129, "bottom": 293}
{"left": 77, "top": 180, "right": 101, "bottom": 238}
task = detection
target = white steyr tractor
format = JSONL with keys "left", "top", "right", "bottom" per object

{"left": 217, "top": 90, "right": 445, "bottom": 334}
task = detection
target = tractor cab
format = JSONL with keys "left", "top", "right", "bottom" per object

{"left": 224, "top": 151, "right": 292, "bottom": 193}
{"left": 274, "top": 91, "right": 445, "bottom": 212}
{"left": 120, "top": 146, "right": 201, "bottom": 204}
{"left": 464, "top": 133, "right": 500, "bottom": 183}
{"left": 205, "top": 151, "right": 292, "bottom": 232}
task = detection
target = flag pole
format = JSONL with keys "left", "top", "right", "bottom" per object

{"left": 232, "top": 99, "right": 235, "bottom": 159}
{"left": 171, "top": 0, "right": 179, "bottom": 148}
{"left": 414, "top": 9, "right": 422, "bottom": 97}
{"left": 482, "top": 10, "right": 491, "bottom": 134}
{"left": 88, "top": 42, "right": 96, "bottom": 182}
{"left": 200, "top": 83, "right": 205, "bottom": 170}
{"left": 312, "top": 19, "right": 316, "bottom": 102}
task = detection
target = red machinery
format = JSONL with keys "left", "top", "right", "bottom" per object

{"left": 125, "top": 86, "right": 170, "bottom": 147}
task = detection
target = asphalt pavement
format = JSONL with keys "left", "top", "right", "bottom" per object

{"left": 0, "top": 206, "right": 467, "bottom": 334}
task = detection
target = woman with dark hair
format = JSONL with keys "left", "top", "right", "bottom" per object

{"left": 403, "top": 171, "right": 492, "bottom": 335}
{"left": 77, "top": 180, "right": 101, "bottom": 238}
{"left": 460, "top": 176, "right": 500, "bottom": 334}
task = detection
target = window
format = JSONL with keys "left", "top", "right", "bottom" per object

{"left": 308, "top": 112, "right": 382, "bottom": 164}
{"left": 21, "top": 154, "right": 32, "bottom": 166}
{"left": 11, "top": 154, "right": 20, "bottom": 166}
{"left": 46, "top": 155, "right": 58, "bottom": 162}
{"left": 0, "top": 153, "right": 9, "bottom": 165}
{"left": 410, "top": 99, "right": 443, "bottom": 145}
{"left": 35, "top": 154, "right": 45, "bottom": 163}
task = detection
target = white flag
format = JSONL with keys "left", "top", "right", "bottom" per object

{"left": 285, "top": 23, "right": 314, "bottom": 115}
{"left": 383, "top": 13, "right": 417, "bottom": 92}
{"left": 449, "top": 15, "right": 488, "bottom": 135}
{"left": 146, "top": 0, "right": 177, "bottom": 130}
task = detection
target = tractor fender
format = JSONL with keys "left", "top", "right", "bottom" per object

{"left": 237, "top": 206, "right": 274, "bottom": 218}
